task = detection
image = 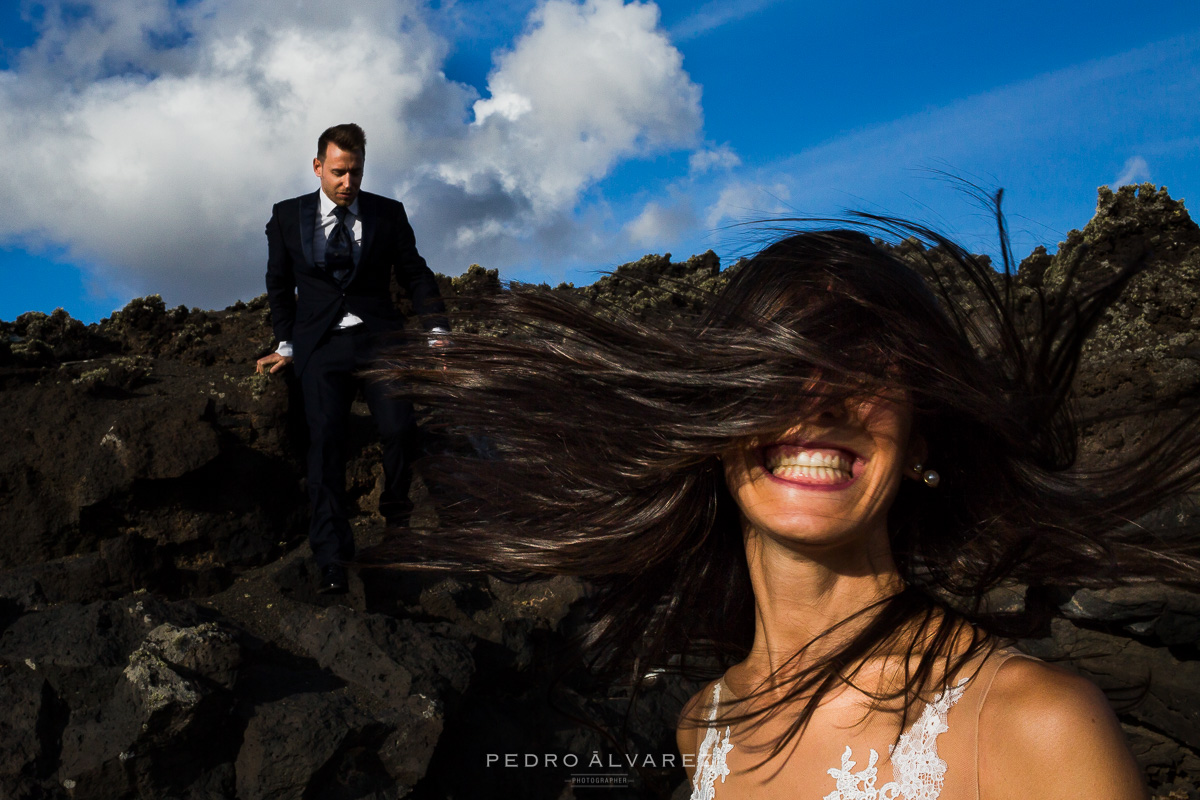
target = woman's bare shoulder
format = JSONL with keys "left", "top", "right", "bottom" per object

{"left": 978, "top": 656, "right": 1147, "bottom": 800}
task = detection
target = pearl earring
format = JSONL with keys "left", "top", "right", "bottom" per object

{"left": 912, "top": 463, "right": 941, "bottom": 488}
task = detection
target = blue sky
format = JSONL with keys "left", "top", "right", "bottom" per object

{"left": 1, "top": 0, "right": 1197, "bottom": 323}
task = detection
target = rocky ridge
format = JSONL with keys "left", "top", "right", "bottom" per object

{"left": 0, "top": 183, "right": 1197, "bottom": 799}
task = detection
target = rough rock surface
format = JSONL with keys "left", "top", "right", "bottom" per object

{"left": 0, "top": 184, "right": 1197, "bottom": 798}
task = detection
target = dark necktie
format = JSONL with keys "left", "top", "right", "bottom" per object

{"left": 325, "top": 206, "right": 354, "bottom": 283}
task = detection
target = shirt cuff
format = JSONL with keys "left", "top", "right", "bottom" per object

{"left": 275, "top": 341, "right": 294, "bottom": 358}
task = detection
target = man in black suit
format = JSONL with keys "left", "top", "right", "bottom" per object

{"left": 255, "top": 123, "right": 448, "bottom": 594}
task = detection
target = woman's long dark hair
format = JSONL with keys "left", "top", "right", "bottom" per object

{"left": 368, "top": 196, "right": 1200, "bottom": 751}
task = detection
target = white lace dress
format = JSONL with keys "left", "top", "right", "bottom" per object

{"left": 690, "top": 679, "right": 969, "bottom": 800}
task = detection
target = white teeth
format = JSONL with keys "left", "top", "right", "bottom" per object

{"left": 765, "top": 450, "right": 852, "bottom": 472}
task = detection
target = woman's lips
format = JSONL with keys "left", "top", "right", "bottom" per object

{"left": 760, "top": 442, "right": 861, "bottom": 488}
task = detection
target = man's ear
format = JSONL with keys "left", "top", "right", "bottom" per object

{"left": 313, "top": 157, "right": 323, "bottom": 178}
{"left": 905, "top": 432, "right": 929, "bottom": 481}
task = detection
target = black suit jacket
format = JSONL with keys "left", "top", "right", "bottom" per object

{"left": 265, "top": 190, "right": 448, "bottom": 374}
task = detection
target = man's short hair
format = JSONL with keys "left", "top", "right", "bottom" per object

{"left": 317, "top": 123, "right": 366, "bottom": 160}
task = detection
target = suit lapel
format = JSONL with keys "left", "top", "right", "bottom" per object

{"left": 351, "top": 192, "right": 379, "bottom": 285}
{"left": 299, "top": 191, "right": 319, "bottom": 269}
{"left": 358, "top": 192, "right": 379, "bottom": 261}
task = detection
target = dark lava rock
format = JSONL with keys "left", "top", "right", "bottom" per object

{"left": 1124, "top": 724, "right": 1200, "bottom": 800}
{"left": 1057, "top": 186, "right": 1200, "bottom": 462}
{"left": 0, "top": 665, "right": 62, "bottom": 787}
{"left": 4, "top": 308, "right": 113, "bottom": 366}
{"left": 277, "top": 605, "right": 472, "bottom": 703}
{"left": 0, "top": 597, "right": 239, "bottom": 799}
{"left": 1058, "top": 584, "right": 1200, "bottom": 647}
{"left": 235, "top": 691, "right": 391, "bottom": 800}
{"left": 575, "top": 249, "right": 724, "bottom": 325}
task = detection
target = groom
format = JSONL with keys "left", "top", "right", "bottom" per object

{"left": 255, "top": 123, "right": 448, "bottom": 593}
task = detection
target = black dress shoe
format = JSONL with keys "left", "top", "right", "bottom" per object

{"left": 318, "top": 563, "right": 349, "bottom": 594}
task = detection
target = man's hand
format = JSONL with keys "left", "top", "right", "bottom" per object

{"left": 427, "top": 333, "right": 450, "bottom": 371}
{"left": 255, "top": 353, "right": 293, "bottom": 374}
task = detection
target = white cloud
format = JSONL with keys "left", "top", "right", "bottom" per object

{"left": 1113, "top": 156, "right": 1151, "bottom": 187}
{"left": 439, "top": 0, "right": 701, "bottom": 213}
{"left": 689, "top": 144, "right": 740, "bottom": 174}
{"left": 625, "top": 199, "right": 697, "bottom": 247}
{"left": 705, "top": 181, "right": 791, "bottom": 228}
{"left": 472, "top": 90, "right": 532, "bottom": 124}
{"left": 0, "top": 0, "right": 701, "bottom": 309}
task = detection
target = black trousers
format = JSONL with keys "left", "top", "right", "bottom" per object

{"left": 300, "top": 327, "right": 415, "bottom": 567}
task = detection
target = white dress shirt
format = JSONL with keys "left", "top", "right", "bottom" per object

{"left": 312, "top": 191, "right": 364, "bottom": 279}
{"left": 275, "top": 192, "right": 364, "bottom": 357}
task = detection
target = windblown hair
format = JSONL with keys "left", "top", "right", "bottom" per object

{"left": 369, "top": 200, "right": 1200, "bottom": 750}
{"left": 317, "top": 122, "right": 366, "bottom": 159}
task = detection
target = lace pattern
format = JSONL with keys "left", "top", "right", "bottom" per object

{"left": 689, "top": 679, "right": 968, "bottom": 800}
{"left": 823, "top": 680, "right": 968, "bottom": 800}
{"left": 691, "top": 683, "right": 733, "bottom": 800}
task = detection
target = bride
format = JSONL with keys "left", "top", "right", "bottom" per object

{"left": 679, "top": 362, "right": 1143, "bottom": 799}
{"left": 375, "top": 211, "right": 1198, "bottom": 799}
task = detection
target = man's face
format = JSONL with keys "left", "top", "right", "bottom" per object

{"left": 313, "top": 143, "right": 364, "bottom": 206}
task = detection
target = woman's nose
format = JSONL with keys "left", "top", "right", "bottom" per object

{"left": 814, "top": 402, "right": 850, "bottom": 425}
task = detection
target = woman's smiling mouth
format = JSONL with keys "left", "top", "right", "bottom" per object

{"left": 761, "top": 442, "right": 861, "bottom": 487}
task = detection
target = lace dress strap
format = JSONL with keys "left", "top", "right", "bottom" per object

{"left": 690, "top": 681, "right": 733, "bottom": 800}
